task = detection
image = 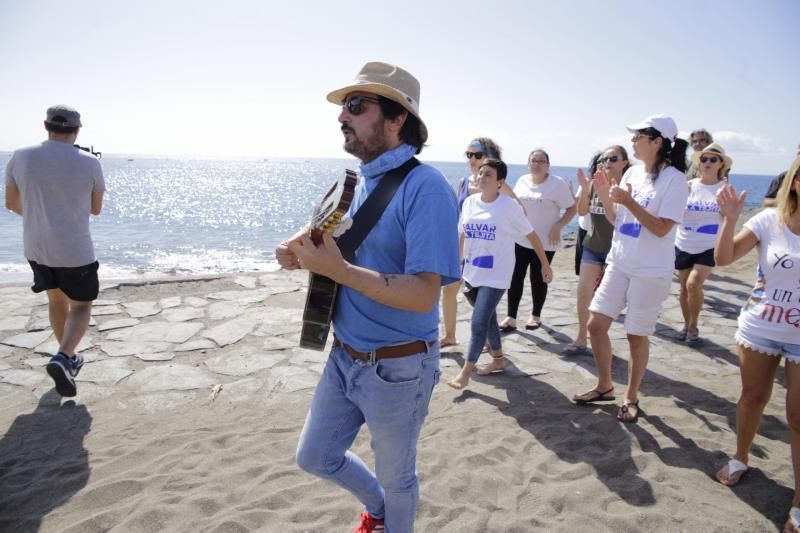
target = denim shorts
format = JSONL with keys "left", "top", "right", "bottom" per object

{"left": 735, "top": 329, "right": 800, "bottom": 364}
{"left": 580, "top": 247, "right": 607, "bottom": 266}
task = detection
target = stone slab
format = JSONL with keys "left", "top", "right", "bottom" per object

{"left": 100, "top": 341, "right": 172, "bottom": 357}
{"left": 0, "top": 368, "right": 46, "bottom": 387}
{"left": 125, "top": 364, "right": 217, "bottom": 392}
{"left": 207, "top": 301, "right": 245, "bottom": 321}
{"left": 159, "top": 296, "right": 182, "bottom": 309}
{"left": 162, "top": 307, "right": 206, "bottom": 322}
{"left": 202, "top": 317, "right": 257, "bottom": 347}
{"left": 94, "top": 299, "right": 122, "bottom": 306}
{"left": 78, "top": 359, "right": 134, "bottom": 385}
{"left": 107, "top": 321, "right": 203, "bottom": 344}
{"left": 92, "top": 305, "right": 124, "bottom": 316}
{"left": 0, "top": 316, "right": 29, "bottom": 332}
{"left": 123, "top": 301, "right": 161, "bottom": 318}
{"left": 34, "top": 336, "right": 94, "bottom": 356}
{"left": 262, "top": 337, "right": 296, "bottom": 351}
{"left": 2, "top": 330, "right": 53, "bottom": 349}
{"left": 174, "top": 339, "right": 217, "bottom": 352}
{"left": 205, "top": 351, "right": 285, "bottom": 377}
{"left": 207, "top": 289, "right": 269, "bottom": 305}
{"left": 97, "top": 318, "right": 141, "bottom": 332}
{"left": 184, "top": 297, "right": 208, "bottom": 307}
{"left": 266, "top": 367, "right": 319, "bottom": 394}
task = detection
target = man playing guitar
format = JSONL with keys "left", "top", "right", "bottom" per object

{"left": 275, "top": 62, "right": 460, "bottom": 532}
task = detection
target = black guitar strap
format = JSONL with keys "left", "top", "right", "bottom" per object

{"left": 336, "top": 157, "right": 420, "bottom": 263}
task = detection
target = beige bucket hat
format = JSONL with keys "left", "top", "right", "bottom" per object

{"left": 327, "top": 61, "right": 428, "bottom": 143}
{"left": 691, "top": 142, "right": 733, "bottom": 174}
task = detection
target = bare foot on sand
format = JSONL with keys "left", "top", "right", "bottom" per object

{"left": 447, "top": 373, "right": 470, "bottom": 390}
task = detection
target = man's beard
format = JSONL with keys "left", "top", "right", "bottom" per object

{"left": 342, "top": 117, "right": 390, "bottom": 163}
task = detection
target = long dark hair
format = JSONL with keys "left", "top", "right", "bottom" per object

{"left": 638, "top": 127, "right": 689, "bottom": 177}
{"left": 607, "top": 144, "right": 632, "bottom": 175}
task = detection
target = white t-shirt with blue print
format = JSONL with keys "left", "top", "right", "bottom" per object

{"left": 332, "top": 144, "right": 461, "bottom": 352}
{"left": 607, "top": 165, "right": 689, "bottom": 277}
{"left": 676, "top": 179, "right": 724, "bottom": 254}
{"left": 460, "top": 194, "right": 534, "bottom": 289}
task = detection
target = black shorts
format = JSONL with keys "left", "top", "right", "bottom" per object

{"left": 28, "top": 260, "right": 100, "bottom": 302}
{"left": 674, "top": 247, "right": 715, "bottom": 270}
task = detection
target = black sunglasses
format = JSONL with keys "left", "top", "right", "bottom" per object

{"left": 699, "top": 156, "right": 720, "bottom": 164}
{"left": 598, "top": 155, "right": 620, "bottom": 165}
{"left": 465, "top": 151, "right": 485, "bottom": 160}
{"left": 342, "top": 95, "right": 381, "bottom": 115}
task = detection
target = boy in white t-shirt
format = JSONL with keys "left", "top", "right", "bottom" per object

{"left": 448, "top": 160, "right": 552, "bottom": 390}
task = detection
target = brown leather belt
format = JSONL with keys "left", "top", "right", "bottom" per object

{"left": 333, "top": 337, "right": 429, "bottom": 361}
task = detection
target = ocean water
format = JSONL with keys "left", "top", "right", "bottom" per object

{"left": 0, "top": 153, "right": 776, "bottom": 283}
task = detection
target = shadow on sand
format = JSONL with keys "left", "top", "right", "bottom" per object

{"left": 444, "top": 346, "right": 792, "bottom": 529}
{"left": 0, "top": 389, "right": 92, "bottom": 531}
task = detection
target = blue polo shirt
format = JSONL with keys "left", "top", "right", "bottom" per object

{"left": 333, "top": 144, "right": 460, "bottom": 352}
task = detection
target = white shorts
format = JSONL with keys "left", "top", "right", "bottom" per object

{"left": 589, "top": 265, "right": 672, "bottom": 336}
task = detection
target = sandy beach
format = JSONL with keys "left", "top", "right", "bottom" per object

{"left": 0, "top": 232, "right": 795, "bottom": 532}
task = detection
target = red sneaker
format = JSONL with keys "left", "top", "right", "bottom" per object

{"left": 354, "top": 511, "right": 385, "bottom": 532}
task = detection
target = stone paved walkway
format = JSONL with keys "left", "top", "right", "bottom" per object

{"left": 0, "top": 261, "right": 751, "bottom": 411}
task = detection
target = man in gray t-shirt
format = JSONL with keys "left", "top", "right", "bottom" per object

{"left": 4, "top": 105, "right": 105, "bottom": 397}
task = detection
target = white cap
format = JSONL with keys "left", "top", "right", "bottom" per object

{"left": 626, "top": 114, "right": 678, "bottom": 142}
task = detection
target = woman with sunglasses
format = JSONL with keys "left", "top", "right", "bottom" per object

{"left": 440, "top": 138, "right": 503, "bottom": 347}
{"left": 572, "top": 115, "right": 689, "bottom": 424}
{"left": 674, "top": 143, "right": 732, "bottom": 344}
{"left": 713, "top": 156, "right": 800, "bottom": 533}
{"left": 499, "top": 149, "right": 576, "bottom": 331}
{"left": 447, "top": 160, "right": 552, "bottom": 390}
{"left": 562, "top": 146, "right": 631, "bottom": 356}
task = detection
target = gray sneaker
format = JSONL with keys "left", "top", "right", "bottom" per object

{"left": 45, "top": 352, "right": 82, "bottom": 397}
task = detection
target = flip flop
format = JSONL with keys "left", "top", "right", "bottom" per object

{"left": 573, "top": 387, "right": 615, "bottom": 404}
{"left": 499, "top": 324, "right": 517, "bottom": 332}
{"left": 562, "top": 343, "right": 592, "bottom": 356}
{"left": 785, "top": 507, "right": 800, "bottom": 533}
{"left": 716, "top": 458, "right": 748, "bottom": 486}
{"left": 617, "top": 401, "right": 640, "bottom": 423}
{"left": 524, "top": 321, "right": 541, "bottom": 330}
{"left": 439, "top": 339, "right": 459, "bottom": 347}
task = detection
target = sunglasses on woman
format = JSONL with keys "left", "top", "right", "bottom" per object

{"left": 598, "top": 155, "right": 620, "bottom": 165}
{"left": 465, "top": 151, "right": 485, "bottom": 159}
{"left": 342, "top": 95, "right": 381, "bottom": 115}
{"left": 699, "top": 156, "right": 720, "bottom": 164}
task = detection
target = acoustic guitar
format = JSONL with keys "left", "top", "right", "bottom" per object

{"left": 299, "top": 170, "right": 358, "bottom": 350}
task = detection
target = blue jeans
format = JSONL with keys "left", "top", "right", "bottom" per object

{"left": 295, "top": 343, "right": 441, "bottom": 533}
{"left": 466, "top": 286, "right": 506, "bottom": 363}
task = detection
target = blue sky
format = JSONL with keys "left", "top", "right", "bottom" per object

{"left": 1, "top": 0, "right": 797, "bottom": 174}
